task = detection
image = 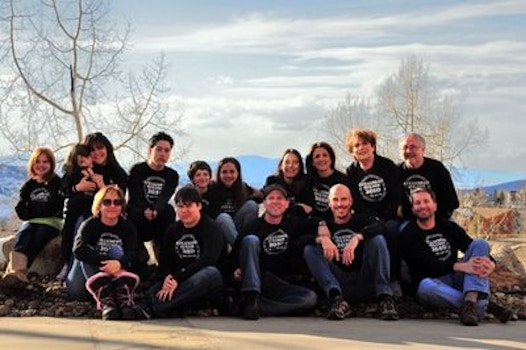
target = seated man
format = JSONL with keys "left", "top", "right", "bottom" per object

{"left": 234, "top": 184, "right": 318, "bottom": 320}
{"left": 399, "top": 187, "right": 505, "bottom": 326}
{"left": 304, "top": 184, "right": 398, "bottom": 321}
{"left": 147, "top": 186, "right": 227, "bottom": 317}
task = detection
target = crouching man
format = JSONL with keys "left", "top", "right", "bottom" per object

{"left": 399, "top": 187, "right": 510, "bottom": 326}
{"left": 304, "top": 184, "right": 398, "bottom": 321}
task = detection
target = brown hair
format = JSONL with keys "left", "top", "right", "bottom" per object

{"left": 346, "top": 128, "right": 377, "bottom": 154}
{"left": 27, "top": 147, "right": 56, "bottom": 182}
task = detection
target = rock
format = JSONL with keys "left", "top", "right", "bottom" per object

{"left": 1, "top": 235, "right": 62, "bottom": 278}
{"left": 490, "top": 241, "right": 526, "bottom": 275}
{"left": 0, "top": 304, "right": 10, "bottom": 316}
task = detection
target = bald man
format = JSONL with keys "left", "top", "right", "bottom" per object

{"left": 303, "top": 184, "right": 398, "bottom": 321}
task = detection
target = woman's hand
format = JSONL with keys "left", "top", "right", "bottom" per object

{"left": 100, "top": 259, "right": 121, "bottom": 275}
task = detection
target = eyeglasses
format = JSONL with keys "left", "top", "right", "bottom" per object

{"left": 102, "top": 199, "right": 123, "bottom": 207}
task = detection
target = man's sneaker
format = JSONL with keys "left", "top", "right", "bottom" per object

{"left": 378, "top": 295, "right": 399, "bottom": 321}
{"left": 242, "top": 292, "right": 260, "bottom": 320}
{"left": 326, "top": 296, "right": 351, "bottom": 320}
{"left": 487, "top": 301, "right": 513, "bottom": 324}
{"left": 459, "top": 301, "right": 479, "bottom": 326}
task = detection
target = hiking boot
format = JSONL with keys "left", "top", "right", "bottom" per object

{"left": 487, "top": 301, "right": 513, "bottom": 324}
{"left": 326, "top": 296, "right": 351, "bottom": 320}
{"left": 112, "top": 273, "right": 140, "bottom": 321}
{"left": 459, "top": 301, "right": 479, "bottom": 326}
{"left": 101, "top": 296, "right": 121, "bottom": 321}
{"left": 133, "top": 304, "right": 153, "bottom": 320}
{"left": 378, "top": 295, "right": 399, "bottom": 321}
{"left": 242, "top": 292, "right": 260, "bottom": 320}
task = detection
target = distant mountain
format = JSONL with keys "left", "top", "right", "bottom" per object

{"left": 0, "top": 155, "right": 524, "bottom": 220}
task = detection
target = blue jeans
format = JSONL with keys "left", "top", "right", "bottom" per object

{"left": 239, "top": 235, "right": 317, "bottom": 316}
{"left": 66, "top": 259, "right": 99, "bottom": 301}
{"left": 14, "top": 222, "right": 59, "bottom": 267}
{"left": 148, "top": 266, "right": 224, "bottom": 315}
{"left": 416, "top": 239, "right": 490, "bottom": 317}
{"left": 66, "top": 244, "right": 124, "bottom": 301}
{"left": 304, "top": 235, "right": 392, "bottom": 302}
{"left": 216, "top": 199, "right": 259, "bottom": 245}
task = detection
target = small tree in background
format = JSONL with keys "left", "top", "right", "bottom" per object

{"left": 0, "top": 0, "right": 185, "bottom": 164}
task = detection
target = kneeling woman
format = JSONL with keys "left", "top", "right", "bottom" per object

{"left": 66, "top": 185, "right": 140, "bottom": 320}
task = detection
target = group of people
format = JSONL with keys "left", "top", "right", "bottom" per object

{"left": 0, "top": 128, "right": 510, "bottom": 326}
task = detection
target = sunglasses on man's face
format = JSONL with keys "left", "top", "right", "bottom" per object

{"left": 101, "top": 199, "right": 123, "bottom": 207}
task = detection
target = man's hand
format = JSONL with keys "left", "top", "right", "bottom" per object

{"left": 156, "top": 274, "right": 178, "bottom": 302}
{"left": 454, "top": 256, "right": 495, "bottom": 278}
{"left": 319, "top": 236, "right": 339, "bottom": 262}
{"left": 341, "top": 235, "right": 361, "bottom": 265}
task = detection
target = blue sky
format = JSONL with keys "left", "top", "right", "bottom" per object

{"left": 111, "top": 0, "right": 526, "bottom": 180}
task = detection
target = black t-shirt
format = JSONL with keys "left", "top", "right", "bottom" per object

{"left": 127, "top": 162, "right": 179, "bottom": 215}
{"left": 398, "top": 157, "right": 459, "bottom": 220}
{"left": 346, "top": 155, "right": 401, "bottom": 220}
{"left": 238, "top": 215, "right": 317, "bottom": 277}
{"left": 158, "top": 215, "right": 226, "bottom": 283}
{"left": 73, "top": 216, "right": 139, "bottom": 270}
{"left": 307, "top": 170, "right": 350, "bottom": 221}
{"left": 15, "top": 175, "right": 64, "bottom": 221}
{"left": 399, "top": 218, "right": 472, "bottom": 289}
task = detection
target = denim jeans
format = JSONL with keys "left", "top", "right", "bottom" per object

{"left": 304, "top": 235, "right": 392, "bottom": 302}
{"left": 66, "top": 259, "right": 100, "bottom": 301}
{"left": 239, "top": 234, "right": 317, "bottom": 316}
{"left": 416, "top": 239, "right": 490, "bottom": 317}
{"left": 148, "top": 266, "right": 224, "bottom": 315}
{"left": 216, "top": 200, "right": 259, "bottom": 245}
{"left": 13, "top": 222, "right": 59, "bottom": 267}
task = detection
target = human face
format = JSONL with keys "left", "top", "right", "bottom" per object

{"left": 219, "top": 162, "right": 239, "bottom": 188}
{"left": 401, "top": 136, "right": 424, "bottom": 168}
{"left": 90, "top": 144, "right": 108, "bottom": 165}
{"left": 100, "top": 192, "right": 123, "bottom": 222}
{"left": 149, "top": 140, "right": 172, "bottom": 169}
{"left": 410, "top": 191, "right": 437, "bottom": 221}
{"left": 263, "top": 190, "right": 289, "bottom": 218}
{"left": 192, "top": 169, "right": 211, "bottom": 191}
{"left": 351, "top": 137, "right": 375, "bottom": 163}
{"left": 176, "top": 201, "right": 202, "bottom": 228}
{"left": 33, "top": 153, "right": 52, "bottom": 179}
{"left": 329, "top": 185, "right": 352, "bottom": 221}
{"left": 312, "top": 147, "right": 332, "bottom": 174}
{"left": 281, "top": 153, "right": 300, "bottom": 180}
{"left": 77, "top": 155, "right": 93, "bottom": 169}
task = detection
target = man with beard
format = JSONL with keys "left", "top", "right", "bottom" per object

{"left": 303, "top": 184, "right": 398, "bottom": 321}
{"left": 398, "top": 187, "right": 509, "bottom": 326}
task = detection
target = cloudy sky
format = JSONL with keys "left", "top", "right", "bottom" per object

{"left": 112, "top": 0, "right": 526, "bottom": 179}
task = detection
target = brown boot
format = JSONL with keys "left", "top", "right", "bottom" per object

{"left": 2, "top": 251, "right": 29, "bottom": 288}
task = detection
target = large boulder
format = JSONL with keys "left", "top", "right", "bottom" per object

{"left": 490, "top": 240, "right": 526, "bottom": 275}
{"left": 1, "top": 235, "right": 62, "bottom": 278}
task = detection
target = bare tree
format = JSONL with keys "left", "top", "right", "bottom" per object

{"left": 320, "top": 94, "right": 377, "bottom": 168}
{"left": 0, "top": 0, "right": 184, "bottom": 165}
{"left": 376, "top": 55, "right": 486, "bottom": 167}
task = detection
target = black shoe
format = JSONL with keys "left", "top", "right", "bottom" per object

{"left": 326, "top": 296, "right": 351, "bottom": 320}
{"left": 487, "top": 301, "right": 513, "bottom": 324}
{"left": 242, "top": 292, "right": 260, "bottom": 320}
{"left": 378, "top": 295, "right": 399, "bottom": 321}
{"left": 459, "top": 301, "right": 479, "bottom": 326}
{"left": 120, "top": 305, "right": 136, "bottom": 320}
{"left": 101, "top": 297, "right": 121, "bottom": 321}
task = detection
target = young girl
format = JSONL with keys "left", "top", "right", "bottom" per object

{"left": 187, "top": 160, "right": 219, "bottom": 218}
{"left": 57, "top": 143, "right": 104, "bottom": 280}
{"left": 67, "top": 185, "right": 141, "bottom": 320}
{"left": 1, "top": 147, "right": 64, "bottom": 288}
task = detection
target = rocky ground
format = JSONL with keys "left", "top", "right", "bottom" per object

{"left": 0, "top": 263, "right": 524, "bottom": 322}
